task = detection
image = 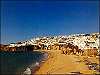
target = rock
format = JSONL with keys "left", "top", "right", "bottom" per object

{"left": 23, "top": 67, "right": 31, "bottom": 75}
{"left": 35, "top": 62, "right": 39, "bottom": 67}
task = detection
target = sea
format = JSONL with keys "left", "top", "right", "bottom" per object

{"left": 0, "top": 51, "right": 47, "bottom": 75}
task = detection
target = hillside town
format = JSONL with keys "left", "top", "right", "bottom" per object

{"left": 0, "top": 32, "right": 100, "bottom": 56}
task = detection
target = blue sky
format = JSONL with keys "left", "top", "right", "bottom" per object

{"left": 1, "top": 1, "right": 99, "bottom": 44}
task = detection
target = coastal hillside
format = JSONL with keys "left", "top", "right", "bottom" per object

{"left": 1, "top": 33, "right": 99, "bottom": 51}
{"left": 1, "top": 33, "right": 100, "bottom": 74}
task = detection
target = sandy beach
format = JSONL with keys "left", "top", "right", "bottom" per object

{"left": 34, "top": 50, "right": 99, "bottom": 75}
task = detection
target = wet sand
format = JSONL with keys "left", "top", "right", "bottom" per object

{"left": 33, "top": 50, "right": 99, "bottom": 74}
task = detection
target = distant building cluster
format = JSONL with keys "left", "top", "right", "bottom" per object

{"left": 0, "top": 33, "right": 100, "bottom": 56}
{"left": 8, "top": 33, "right": 99, "bottom": 49}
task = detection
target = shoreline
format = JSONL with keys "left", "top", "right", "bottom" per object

{"left": 31, "top": 50, "right": 52, "bottom": 74}
{"left": 21, "top": 50, "right": 50, "bottom": 75}
{"left": 14, "top": 51, "right": 48, "bottom": 75}
{"left": 33, "top": 50, "right": 62, "bottom": 74}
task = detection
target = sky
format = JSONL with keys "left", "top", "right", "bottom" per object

{"left": 1, "top": 0, "right": 99, "bottom": 44}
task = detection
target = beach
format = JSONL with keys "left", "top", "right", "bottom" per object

{"left": 34, "top": 50, "right": 99, "bottom": 74}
